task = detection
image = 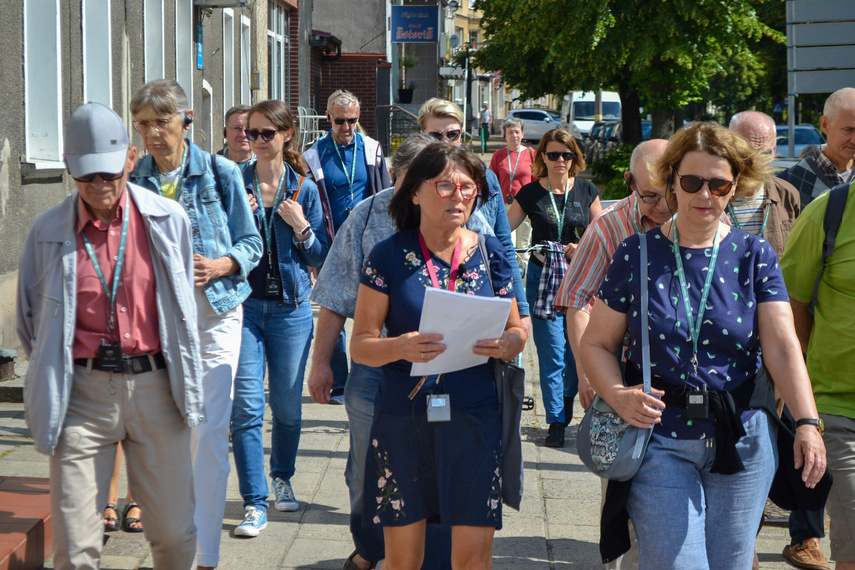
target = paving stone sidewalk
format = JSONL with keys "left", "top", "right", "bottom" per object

{"left": 0, "top": 306, "right": 826, "bottom": 569}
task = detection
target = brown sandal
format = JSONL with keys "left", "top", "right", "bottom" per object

{"left": 342, "top": 550, "right": 378, "bottom": 570}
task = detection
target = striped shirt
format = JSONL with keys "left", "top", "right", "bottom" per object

{"left": 555, "top": 192, "right": 659, "bottom": 313}
{"left": 727, "top": 186, "right": 767, "bottom": 235}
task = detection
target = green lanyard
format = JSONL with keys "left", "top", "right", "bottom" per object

{"left": 545, "top": 178, "right": 570, "bottom": 241}
{"left": 506, "top": 147, "right": 524, "bottom": 196}
{"left": 157, "top": 143, "right": 190, "bottom": 202}
{"left": 630, "top": 195, "right": 645, "bottom": 235}
{"left": 672, "top": 220, "right": 722, "bottom": 378}
{"left": 80, "top": 191, "right": 130, "bottom": 332}
{"left": 726, "top": 202, "right": 770, "bottom": 236}
{"left": 331, "top": 135, "right": 358, "bottom": 205}
{"left": 254, "top": 167, "right": 288, "bottom": 261}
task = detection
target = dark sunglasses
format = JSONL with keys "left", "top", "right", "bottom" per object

{"left": 674, "top": 171, "right": 734, "bottom": 196}
{"left": 545, "top": 151, "right": 575, "bottom": 162}
{"left": 72, "top": 171, "right": 124, "bottom": 183}
{"left": 427, "top": 129, "right": 462, "bottom": 142}
{"left": 245, "top": 129, "right": 279, "bottom": 142}
{"left": 333, "top": 117, "right": 358, "bottom": 125}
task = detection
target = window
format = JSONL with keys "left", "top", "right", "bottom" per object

{"left": 144, "top": 0, "right": 164, "bottom": 80}
{"left": 223, "top": 9, "right": 234, "bottom": 115}
{"left": 240, "top": 16, "right": 251, "bottom": 104}
{"left": 469, "top": 30, "right": 479, "bottom": 49}
{"left": 23, "top": 0, "right": 63, "bottom": 165}
{"left": 83, "top": 0, "right": 112, "bottom": 106}
{"left": 176, "top": 0, "right": 193, "bottom": 113}
{"left": 267, "top": 2, "right": 289, "bottom": 101}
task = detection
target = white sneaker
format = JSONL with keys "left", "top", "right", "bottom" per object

{"left": 234, "top": 506, "right": 267, "bottom": 538}
{"left": 272, "top": 477, "right": 299, "bottom": 512}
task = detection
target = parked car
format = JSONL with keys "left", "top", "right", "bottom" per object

{"left": 506, "top": 108, "right": 562, "bottom": 142}
{"left": 776, "top": 124, "right": 825, "bottom": 158}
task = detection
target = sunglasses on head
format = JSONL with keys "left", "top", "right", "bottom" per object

{"left": 333, "top": 117, "right": 358, "bottom": 125}
{"left": 545, "top": 151, "right": 575, "bottom": 162}
{"left": 244, "top": 129, "right": 279, "bottom": 142}
{"left": 72, "top": 171, "right": 124, "bottom": 183}
{"left": 427, "top": 129, "right": 462, "bottom": 142}
{"left": 674, "top": 171, "right": 734, "bottom": 196}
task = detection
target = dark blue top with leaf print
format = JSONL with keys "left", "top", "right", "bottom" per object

{"left": 361, "top": 229, "right": 515, "bottom": 415}
{"left": 597, "top": 226, "right": 787, "bottom": 439}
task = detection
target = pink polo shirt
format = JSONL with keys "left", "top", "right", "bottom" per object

{"left": 73, "top": 190, "right": 161, "bottom": 359}
{"left": 489, "top": 146, "right": 537, "bottom": 202}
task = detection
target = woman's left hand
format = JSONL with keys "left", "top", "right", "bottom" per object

{"left": 563, "top": 242, "right": 578, "bottom": 261}
{"left": 278, "top": 199, "right": 308, "bottom": 231}
{"left": 474, "top": 331, "right": 519, "bottom": 361}
{"left": 794, "top": 424, "right": 827, "bottom": 488}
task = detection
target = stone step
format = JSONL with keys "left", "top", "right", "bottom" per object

{"left": 0, "top": 477, "right": 52, "bottom": 570}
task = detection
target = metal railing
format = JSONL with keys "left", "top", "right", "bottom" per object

{"left": 375, "top": 104, "right": 421, "bottom": 156}
{"left": 297, "top": 106, "right": 327, "bottom": 152}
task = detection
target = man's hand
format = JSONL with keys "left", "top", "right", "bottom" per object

{"left": 307, "top": 361, "right": 334, "bottom": 404}
{"left": 194, "top": 254, "right": 237, "bottom": 287}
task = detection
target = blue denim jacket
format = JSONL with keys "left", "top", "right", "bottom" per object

{"left": 244, "top": 162, "right": 329, "bottom": 304}
{"left": 132, "top": 140, "right": 262, "bottom": 314}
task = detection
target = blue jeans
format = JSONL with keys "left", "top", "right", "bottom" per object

{"left": 628, "top": 412, "right": 777, "bottom": 569}
{"left": 525, "top": 261, "right": 578, "bottom": 424}
{"left": 344, "top": 363, "right": 452, "bottom": 568}
{"left": 231, "top": 298, "right": 313, "bottom": 509}
{"left": 331, "top": 328, "right": 349, "bottom": 393}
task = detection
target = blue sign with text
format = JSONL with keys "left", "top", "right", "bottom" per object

{"left": 391, "top": 6, "right": 439, "bottom": 43}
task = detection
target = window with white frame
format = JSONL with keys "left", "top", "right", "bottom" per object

{"left": 223, "top": 9, "right": 234, "bottom": 115}
{"left": 144, "top": 0, "right": 164, "bottom": 80}
{"left": 176, "top": 0, "right": 193, "bottom": 111}
{"left": 240, "top": 16, "right": 251, "bottom": 104}
{"left": 23, "top": 0, "right": 63, "bottom": 165}
{"left": 267, "top": 2, "right": 289, "bottom": 101}
{"left": 83, "top": 0, "right": 112, "bottom": 106}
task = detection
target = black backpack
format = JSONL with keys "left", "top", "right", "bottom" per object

{"left": 809, "top": 182, "right": 851, "bottom": 315}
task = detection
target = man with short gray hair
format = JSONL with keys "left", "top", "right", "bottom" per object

{"left": 304, "top": 89, "right": 391, "bottom": 404}
{"left": 780, "top": 87, "right": 855, "bottom": 206}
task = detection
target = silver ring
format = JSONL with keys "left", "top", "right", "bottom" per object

{"left": 421, "top": 352, "right": 426, "bottom": 360}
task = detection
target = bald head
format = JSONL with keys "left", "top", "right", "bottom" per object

{"left": 823, "top": 88, "right": 855, "bottom": 123}
{"left": 729, "top": 111, "right": 776, "bottom": 152}
{"left": 628, "top": 139, "right": 671, "bottom": 226}
{"left": 629, "top": 139, "right": 669, "bottom": 179}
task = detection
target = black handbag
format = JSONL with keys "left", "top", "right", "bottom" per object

{"left": 478, "top": 234, "right": 525, "bottom": 511}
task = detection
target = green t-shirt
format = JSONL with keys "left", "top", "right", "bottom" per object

{"left": 780, "top": 183, "right": 855, "bottom": 419}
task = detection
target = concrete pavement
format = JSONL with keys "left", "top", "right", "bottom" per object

{"left": 0, "top": 304, "right": 828, "bottom": 569}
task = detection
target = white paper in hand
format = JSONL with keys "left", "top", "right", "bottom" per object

{"left": 410, "top": 288, "right": 512, "bottom": 376}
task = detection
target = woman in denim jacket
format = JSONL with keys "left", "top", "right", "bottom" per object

{"left": 130, "top": 79, "right": 262, "bottom": 570}
{"left": 231, "top": 100, "right": 328, "bottom": 537}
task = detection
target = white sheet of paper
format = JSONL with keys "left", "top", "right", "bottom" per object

{"left": 410, "top": 288, "right": 512, "bottom": 376}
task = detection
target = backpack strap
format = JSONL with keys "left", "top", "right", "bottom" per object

{"left": 806, "top": 155, "right": 840, "bottom": 195}
{"left": 210, "top": 153, "right": 223, "bottom": 198}
{"left": 292, "top": 175, "right": 305, "bottom": 201}
{"left": 809, "top": 182, "right": 850, "bottom": 315}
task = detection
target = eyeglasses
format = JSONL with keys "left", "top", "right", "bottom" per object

{"left": 430, "top": 180, "right": 479, "bottom": 200}
{"left": 427, "top": 129, "right": 462, "bottom": 142}
{"left": 545, "top": 151, "right": 575, "bottom": 162}
{"left": 627, "top": 175, "right": 664, "bottom": 204}
{"left": 674, "top": 171, "right": 734, "bottom": 196}
{"left": 333, "top": 117, "right": 358, "bottom": 126}
{"left": 132, "top": 113, "right": 178, "bottom": 133}
{"left": 72, "top": 171, "right": 125, "bottom": 183}
{"left": 245, "top": 129, "right": 280, "bottom": 142}
{"left": 227, "top": 126, "right": 246, "bottom": 134}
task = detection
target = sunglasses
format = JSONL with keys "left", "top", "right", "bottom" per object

{"left": 430, "top": 180, "right": 479, "bottom": 200}
{"left": 72, "top": 171, "right": 125, "bottom": 183}
{"left": 333, "top": 117, "right": 358, "bottom": 125}
{"left": 427, "top": 130, "right": 462, "bottom": 142}
{"left": 245, "top": 129, "right": 279, "bottom": 142}
{"left": 545, "top": 151, "right": 575, "bottom": 162}
{"left": 674, "top": 171, "right": 734, "bottom": 196}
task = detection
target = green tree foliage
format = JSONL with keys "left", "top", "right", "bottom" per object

{"left": 475, "top": 0, "right": 784, "bottom": 139}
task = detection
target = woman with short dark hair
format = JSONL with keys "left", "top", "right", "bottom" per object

{"left": 350, "top": 142, "right": 527, "bottom": 569}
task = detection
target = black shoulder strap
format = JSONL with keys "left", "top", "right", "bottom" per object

{"left": 210, "top": 153, "right": 223, "bottom": 198}
{"left": 359, "top": 193, "right": 378, "bottom": 250}
{"left": 809, "top": 182, "right": 850, "bottom": 314}
{"left": 806, "top": 155, "right": 840, "bottom": 194}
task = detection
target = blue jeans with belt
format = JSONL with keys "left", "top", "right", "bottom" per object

{"left": 525, "top": 261, "right": 578, "bottom": 424}
{"left": 231, "top": 298, "right": 313, "bottom": 509}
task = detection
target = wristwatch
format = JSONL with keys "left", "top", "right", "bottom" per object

{"left": 795, "top": 418, "right": 824, "bottom": 433}
{"left": 298, "top": 224, "right": 311, "bottom": 236}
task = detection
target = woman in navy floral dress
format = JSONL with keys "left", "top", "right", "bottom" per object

{"left": 580, "top": 123, "right": 826, "bottom": 569}
{"left": 350, "top": 143, "right": 527, "bottom": 569}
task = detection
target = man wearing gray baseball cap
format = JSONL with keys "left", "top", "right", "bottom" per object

{"left": 17, "top": 102, "right": 204, "bottom": 569}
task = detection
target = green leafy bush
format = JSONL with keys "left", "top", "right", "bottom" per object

{"left": 591, "top": 144, "right": 634, "bottom": 201}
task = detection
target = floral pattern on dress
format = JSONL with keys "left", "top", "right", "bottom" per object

{"left": 370, "top": 438, "right": 406, "bottom": 523}
{"left": 362, "top": 261, "right": 388, "bottom": 290}
{"left": 486, "top": 450, "right": 502, "bottom": 521}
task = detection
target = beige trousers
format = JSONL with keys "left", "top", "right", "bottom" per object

{"left": 50, "top": 364, "right": 195, "bottom": 570}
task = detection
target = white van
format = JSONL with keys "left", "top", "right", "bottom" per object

{"left": 562, "top": 91, "right": 621, "bottom": 135}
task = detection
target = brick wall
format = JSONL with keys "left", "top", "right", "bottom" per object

{"left": 288, "top": 6, "right": 300, "bottom": 112}
{"left": 315, "top": 53, "right": 385, "bottom": 139}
